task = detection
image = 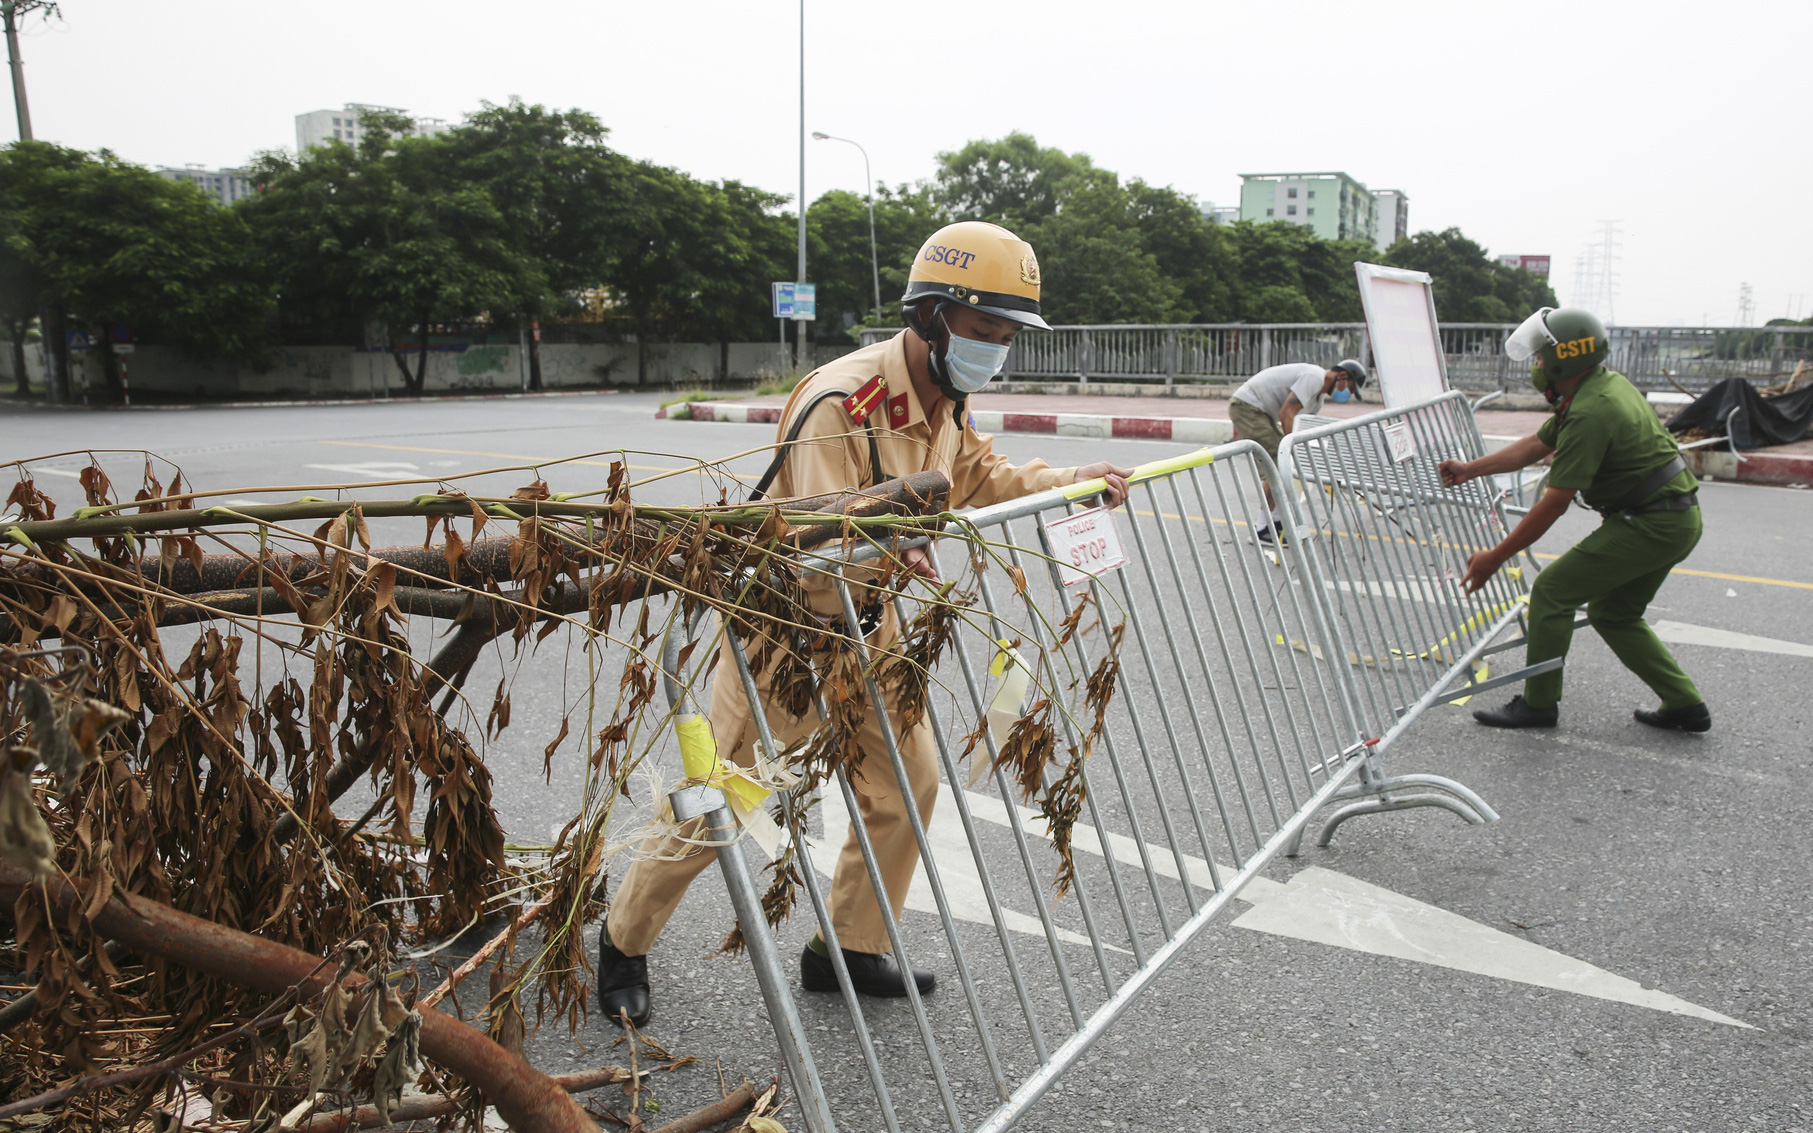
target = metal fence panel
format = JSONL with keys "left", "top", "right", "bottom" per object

{"left": 680, "top": 437, "right": 1497, "bottom": 1131}
{"left": 860, "top": 324, "right": 1813, "bottom": 393}
{"left": 1277, "top": 391, "right": 1542, "bottom": 747}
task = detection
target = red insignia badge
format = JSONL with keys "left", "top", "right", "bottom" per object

{"left": 842, "top": 374, "right": 885, "bottom": 424}
{"left": 887, "top": 393, "right": 909, "bottom": 426}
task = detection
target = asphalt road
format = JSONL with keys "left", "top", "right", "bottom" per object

{"left": 4, "top": 391, "right": 1810, "bottom": 1133}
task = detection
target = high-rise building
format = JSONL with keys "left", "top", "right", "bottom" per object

{"left": 1237, "top": 172, "right": 1409, "bottom": 252}
{"left": 294, "top": 103, "right": 452, "bottom": 153}
{"left": 1202, "top": 203, "right": 1241, "bottom": 227}
{"left": 1371, "top": 189, "right": 1409, "bottom": 250}
{"left": 155, "top": 165, "right": 253, "bottom": 206}
{"left": 1238, "top": 172, "right": 1377, "bottom": 245}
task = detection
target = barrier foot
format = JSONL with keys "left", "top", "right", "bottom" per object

{"left": 1286, "top": 772, "right": 1500, "bottom": 854}
{"left": 670, "top": 784, "right": 838, "bottom": 1133}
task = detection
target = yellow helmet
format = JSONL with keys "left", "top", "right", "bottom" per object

{"left": 902, "top": 221, "right": 1051, "bottom": 331}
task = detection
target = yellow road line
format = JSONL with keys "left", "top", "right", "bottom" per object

{"left": 1131, "top": 509, "right": 1811, "bottom": 592}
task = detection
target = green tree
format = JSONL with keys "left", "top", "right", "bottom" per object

{"left": 441, "top": 100, "right": 635, "bottom": 389}
{"left": 245, "top": 115, "right": 530, "bottom": 395}
{"left": 1124, "top": 181, "right": 1237, "bottom": 322}
{"left": 932, "top": 132, "right": 1094, "bottom": 231}
{"left": 1382, "top": 227, "right": 1558, "bottom": 321}
{"left": 605, "top": 163, "right": 796, "bottom": 380}
{"left": 806, "top": 182, "right": 944, "bottom": 341}
{"left": 1025, "top": 171, "right": 1182, "bottom": 324}
{"left": 0, "top": 140, "right": 273, "bottom": 402}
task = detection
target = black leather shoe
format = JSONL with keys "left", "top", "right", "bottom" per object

{"left": 800, "top": 943, "right": 935, "bottom": 998}
{"left": 1472, "top": 694, "right": 1559, "bottom": 729}
{"left": 1635, "top": 703, "right": 1711, "bottom": 733}
{"left": 597, "top": 934, "right": 650, "bottom": 1028}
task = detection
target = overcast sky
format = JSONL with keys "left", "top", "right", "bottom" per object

{"left": 11, "top": 0, "right": 1809, "bottom": 326}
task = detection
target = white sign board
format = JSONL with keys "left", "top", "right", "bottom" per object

{"left": 1384, "top": 420, "right": 1416, "bottom": 463}
{"left": 1043, "top": 505, "right": 1128, "bottom": 588}
{"left": 1354, "top": 262, "right": 1448, "bottom": 409}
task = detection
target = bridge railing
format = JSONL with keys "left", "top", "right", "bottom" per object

{"left": 861, "top": 323, "right": 1813, "bottom": 393}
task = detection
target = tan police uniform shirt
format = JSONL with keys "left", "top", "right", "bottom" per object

{"left": 765, "top": 330, "right": 1077, "bottom": 519}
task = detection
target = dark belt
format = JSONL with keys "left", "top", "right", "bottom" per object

{"left": 1623, "top": 490, "right": 1698, "bottom": 517}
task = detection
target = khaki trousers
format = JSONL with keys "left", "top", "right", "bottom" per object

{"left": 606, "top": 619, "right": 939, "bottom": 957}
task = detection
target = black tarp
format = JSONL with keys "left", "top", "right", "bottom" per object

{"left": 1665, "top": 378, "right": 1813, "bottom": 449}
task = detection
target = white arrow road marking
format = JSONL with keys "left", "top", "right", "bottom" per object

{"left": 303, "top": 461, "right": 421, "bottom": 479}
{"left": 815, "top": 786, "right": 1123, "bottom": 954}
{"left": 1231, "top": 867, "right": 1749, "bottom": 1028}
{"left": 814, "top": 782, "right": 1746, "bottom": 1026}
{"left": 1651, "top": 619, "right": 1813, "bottom": 659}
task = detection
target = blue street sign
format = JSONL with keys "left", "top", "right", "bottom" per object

{"left": 66, "top": 329, "right": 92, "bottom": 351}
{"left": 771, "top": 281, "right": 817, "bottom": 321}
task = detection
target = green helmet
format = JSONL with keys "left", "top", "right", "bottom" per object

{"left": 1506, "top": 307, "right": 1608, "bottom": 397}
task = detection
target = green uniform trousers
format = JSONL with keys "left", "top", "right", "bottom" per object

{"left": 1523, "top": 505, "right": 1703, "bottom": 710}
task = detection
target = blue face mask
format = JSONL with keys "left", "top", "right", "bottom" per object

{"left": 1331, "top": 387, "right": 1353, "bottom": 403}
{"left": 940, "top": 332, "right": 1011, "bottom": 394}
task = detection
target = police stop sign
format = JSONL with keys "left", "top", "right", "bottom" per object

{"left": 1043, "top": 505, "right": 1128, "bottom": 588}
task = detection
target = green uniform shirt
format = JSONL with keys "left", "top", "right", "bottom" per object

{"left": 1537, "top": 366, "right": 1697, "bottom": 511}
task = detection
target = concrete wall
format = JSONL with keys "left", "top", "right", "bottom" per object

{"left": 0, "top": 341, "right": 856, "bottom": 400}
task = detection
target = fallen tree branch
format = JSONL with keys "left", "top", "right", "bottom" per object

{"left": 647, "top": 1079, "right": 763, "bottom": 1133}
{"left": 296, "top": 1064, "right": 635, "bottom": 1132}
{"left": 418, "top": 898, "right": 552, "bottom": 1011}
{"left": 0, "top": 864, "right": 602, "bottom": 1133}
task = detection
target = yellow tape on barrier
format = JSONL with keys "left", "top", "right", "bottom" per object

{"left": 676, "top": 714, "right": 771, "bottom": 814}
{"left": 1060, "top": 448, "right": 1217, "bottom": 501}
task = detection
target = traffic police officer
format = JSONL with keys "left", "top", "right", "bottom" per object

{"left": 1438, "top": 306, "right": 1710, "bottom": 732}
{"left": 596, "top": 221, "right": 1133, "bottom": 1025}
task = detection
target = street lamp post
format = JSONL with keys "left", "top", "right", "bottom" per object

{"left": 811, "top": 131, "right": 882, "bottom": 319}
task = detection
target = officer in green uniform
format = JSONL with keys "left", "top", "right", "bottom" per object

{"left": 1438, "top": 307, "right": 1711, "bottom": 732}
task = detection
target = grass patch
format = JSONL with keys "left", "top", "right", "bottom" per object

{"left": 755, "top": 372, "right": 806, "bottom": 398}
{"left": 659, "top": 387, "right": 740, "bottom": 411}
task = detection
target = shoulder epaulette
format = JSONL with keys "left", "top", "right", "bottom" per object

{"left": 842, "top": 374, "right": 885, "bottom": 424}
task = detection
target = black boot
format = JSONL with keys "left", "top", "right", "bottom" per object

{"left": 800, "top": 941, "right": 935, "bottom": 998}
{"left": 1635, "top": 702, "right": 1711, "bottom": 733}
{"left": 597, "top": 931, "right": 650, "bottom": 1028}
{"left": 1472, "top": 694, "right": 1559, "bottom": 729}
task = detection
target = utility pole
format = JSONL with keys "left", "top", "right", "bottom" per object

{"left": 2, "top": 1, "right": 55, "bottom": 142}
{"left": 795, "top": 0, "right": 806, "bottom": 372}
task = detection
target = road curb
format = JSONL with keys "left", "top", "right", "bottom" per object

{"left": 1683, "top": 446, "right": 1813, "bottom": 488}
{"left": 663, "top": 401, "right": 1236, "bottom": 445}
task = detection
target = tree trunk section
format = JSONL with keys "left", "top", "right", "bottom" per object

{"left": 412, "top": 318, "right": 430, "bottom": 395}
{"left": 0, "top": 865, "right": 604, "bottom": 1133}
{"left": 528, "top": 318, "right": 542, "bottom": 391}
{"left": 8, "top": 319, "right": 27, "bottom": 397}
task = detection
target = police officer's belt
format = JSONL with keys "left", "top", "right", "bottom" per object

{"left": 1599, "top": 455, "right": 1697, "bottom": 517}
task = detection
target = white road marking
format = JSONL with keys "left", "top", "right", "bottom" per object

{"left": 303, "top": 461, "right": 422, "bottom": 479}
{"left": 815, "top": 782, "right": 1747, "bottom": 1026}
{"left": 1651, "top": 619, "right": 1813, "bottom": 659}
{"left": 27, "top": 466, "right": 82, "bottom": 478}
{"left": 1231, "top": 867, "right": 1748, "bottom": 1028}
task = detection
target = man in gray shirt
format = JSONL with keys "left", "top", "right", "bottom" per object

{"left": 1228, "top": 359, "right": 1367, "bottom": 543}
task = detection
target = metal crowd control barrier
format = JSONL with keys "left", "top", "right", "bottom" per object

{"left": 659, "top": 431, "right": 1502, "bottom": 1132}
{"left": 1276, "top": 391, "right": 1555, "bottom": 843}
